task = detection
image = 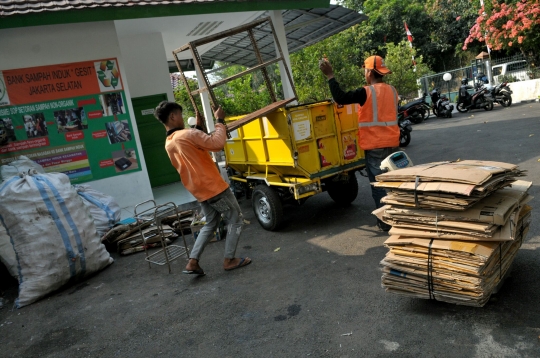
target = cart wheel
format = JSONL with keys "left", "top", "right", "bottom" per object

{"left": 327, "top": 172, "right": 359, "bottom": 206}
{"left": 252, "top": 185, "right": 283, "bottom": 231}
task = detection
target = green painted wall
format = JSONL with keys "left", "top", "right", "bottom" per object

{"left": 1, "top": 0, "right": 330, "bottom": 30}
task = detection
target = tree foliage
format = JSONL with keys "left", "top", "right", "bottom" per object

{"left": 336, "top": 0, "right": 364, "bottom": 12}
{"left": 464, "top": 0, "right": 540, "bottom": 64}
{"left": 212, "top": 64, "right": 273, "bottom": 116}
{"left": 290, "top": 26, "right": 365, "bottom": 103}
{"left": 173, "top": 63, "right": 278, "bottom": 117}
{"left": 173, "top": 75, "right": 201, "bottom": 122}
{"left": 336, "top": 0, "right": 484, "bottom": 72}
{"left": 383, "top": 41, "right": 431, "bottom": 97}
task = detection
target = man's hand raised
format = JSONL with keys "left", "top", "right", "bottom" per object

{"left": 319, "top": 58, "right": 335, "bottom": 80}
{"left": 213, "top": 106, "right": 225, "bottom": 124}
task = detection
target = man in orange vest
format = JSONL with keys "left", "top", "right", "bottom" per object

{"left": 319, "top": 55, "right": 399, "bottom": 232}
{"left": 154, "top": 101, "right": 252, "bottom": 275}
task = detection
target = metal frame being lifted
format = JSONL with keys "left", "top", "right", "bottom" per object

{"left": 172, "top": 17, "right": 298, "bottom": 132}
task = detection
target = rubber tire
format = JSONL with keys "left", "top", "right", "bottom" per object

{"left": 484, "top": 100, "right": 494, "bottom": 111}
{"left": 418, "top": 108, "right": 428, "bottom": 120}
{"left": 252, "top": 185, "right": 283, "bottom": 231}
{"left": 399, "top": 132, "right": 411, "bottom": 147}
{"left": 456, "top": 102, "right": 468, "bottom": 113}
{"left": 501, "top": 94, "right": 512, "bottom": 107}
{"left": 327, "top": 172, "right": 359, "bottom": 206}
{"left": 410, "top": 113, "right": 424, "bottom": 124}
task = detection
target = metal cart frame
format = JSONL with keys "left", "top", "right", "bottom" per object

{"left": 172, "top": 16, "right": 298, "bottom": 132}
{"left": 134, "top": 200, "right": 190, "bottom": 273}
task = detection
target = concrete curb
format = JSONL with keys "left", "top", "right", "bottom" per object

{"left": 516, "top": 99, "right": 540, "bottom": 104}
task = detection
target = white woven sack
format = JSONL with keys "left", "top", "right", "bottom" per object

{"left": 74, "top": 184, "right": 121, "bottom": 237}
{"left": 0, "top": 223, "right": 18, "bottom": 279}
{"left": 0, "top": 172, "right": 114, "bottom": 308}
{"left": 0, "top": 155, "right": 45, "bottom": 182}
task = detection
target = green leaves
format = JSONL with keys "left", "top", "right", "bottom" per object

{"left": 290, "top": 26, "right": 365, "bottom": 103}
{"left": 383, "top": 41, "right": 431, "bottom": 97}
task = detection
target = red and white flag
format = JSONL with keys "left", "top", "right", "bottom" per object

{"left": 404, "top": 22, "right": 413, "bottom": 47}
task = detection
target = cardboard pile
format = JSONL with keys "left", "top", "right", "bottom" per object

{"left": 374, "top": 160, "right": 532, "bottom": 307}
{"left": 374, "top": 160, "right": 526, "bottom": 210}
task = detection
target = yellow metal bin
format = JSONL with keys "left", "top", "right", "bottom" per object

{"left": 225, "top": 100, "right": 365, "bottom": 230}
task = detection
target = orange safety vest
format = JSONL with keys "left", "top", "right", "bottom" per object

{"left": 357, "top": 83, "right": 400, "bottom": 150}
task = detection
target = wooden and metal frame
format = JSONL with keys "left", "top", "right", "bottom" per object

{"left": 172, "top": 17, "right": 298, "bottom": 132}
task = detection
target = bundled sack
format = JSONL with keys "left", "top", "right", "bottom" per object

{"left": 0, "top": 172, "right": 113, "bottom": 308}
{"left": 0, "top": 223, "right": 18, "bottom": 279}
{"left": 0, "top": 155, "right": 45, "bottom": 182}
{"left": 73, "top": 184, "right": 121, "bottom": 237}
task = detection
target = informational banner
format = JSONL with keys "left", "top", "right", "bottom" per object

{"left": 0, "top": 59, "right": 141, "bottom": 183}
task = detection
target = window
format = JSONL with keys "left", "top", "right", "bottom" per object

{"left": 507, "top": 61, "right": 527, "bottom": 72}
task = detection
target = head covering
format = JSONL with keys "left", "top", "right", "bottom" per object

{"left": 187, "top": 117, "right": 197, "bottom": 127}
{"left": 363, "top": 55, "right": 392, "bottom": 75}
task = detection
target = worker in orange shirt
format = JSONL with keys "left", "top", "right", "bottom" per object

{"left": 319, "top": 55, "right": 399, "bottom": 232}
{"left": 154, "top": 101, "right": 252, "bottom": 275}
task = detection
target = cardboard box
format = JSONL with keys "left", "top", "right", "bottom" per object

{"left": 375, "top": 160, "right": 522, "bottom": 186}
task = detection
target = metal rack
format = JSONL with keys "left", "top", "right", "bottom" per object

{"left": 172, "top": 16, "right": 298, "bottom": 132}
{"left": 134, "top": 200, "right": 190, "bottom": 273}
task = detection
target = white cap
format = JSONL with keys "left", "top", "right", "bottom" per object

{"left": 187, "top": 117, "right": 197, "bottom": 126}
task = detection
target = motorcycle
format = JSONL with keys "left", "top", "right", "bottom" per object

{"left": 398, "top": 114, "right": 413, "bottom": 147}
{"left": 486, "top": 82, "right": 513, "bottom": 107}
{"left": 456, "top": 84, "right": 493, "bottom": 113}
{"left": 398, "top": 93, "right": 430, "bottom": 124}
{"left": 429, "top": 88, "right": 454, "bottom": 118}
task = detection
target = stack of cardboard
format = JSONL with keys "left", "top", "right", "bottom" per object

{"left": 373, "top": 160, "right": 532, "bottom": 307}
{"left": 373, "top": 160, "right": 526, "bottom": 210}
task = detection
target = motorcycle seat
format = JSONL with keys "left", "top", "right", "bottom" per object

{"left": 399, "top": 99, "right": 423, "bottom": 111}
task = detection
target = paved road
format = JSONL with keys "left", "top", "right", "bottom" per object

{"left": 1, "top": 102, "right": 539, "bottom": 357}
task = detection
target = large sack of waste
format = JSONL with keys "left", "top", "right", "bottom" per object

{"left": 0, "top": 155, "right": 45, "bottom": 182}
{"left": 0, "top": 171, "right": 113, "bottom": 308}
{"left": 74, "top": 184, "right": 121, "bottom": 237}
{"left": 0, "top": 223, "right": 18, "bottom": 279}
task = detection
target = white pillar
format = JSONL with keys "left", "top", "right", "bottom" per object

{"left": 194, "top": 68, "right": 216, "bottom": 133}
{"left": 269, "top": 10, "right": 297, "bottom": 104}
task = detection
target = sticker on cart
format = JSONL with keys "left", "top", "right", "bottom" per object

{"left": 346, "top": 105, "right": 352, "bottom": 115}
{"left": 229, "top": 149, "right": 235, "bottom": 155}
{"left": 291, "top": 110, "right": 311, "bottom": 141}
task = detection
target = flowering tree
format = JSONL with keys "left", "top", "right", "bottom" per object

{"left": 463, "top": 0, "right": 540, "bottom": 64}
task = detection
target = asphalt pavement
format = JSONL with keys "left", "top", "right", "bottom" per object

{"left": 1, "top": 102, "right": 540, "bottom": 357}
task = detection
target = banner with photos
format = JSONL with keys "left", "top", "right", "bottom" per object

{"left": 0, "top": 58, "right": 141, "bottom": 183}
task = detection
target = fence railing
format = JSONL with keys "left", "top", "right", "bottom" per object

{"left": 419, "top": 66, "right": 475, "bottom": 102}
{"left": 419, "top": 54, "right": 534, "bottom": 99}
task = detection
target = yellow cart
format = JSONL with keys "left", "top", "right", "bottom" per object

{"left": 225, "top": 100, "right": 365, "bottom": 230}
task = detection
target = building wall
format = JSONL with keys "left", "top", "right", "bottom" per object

{"left": 506, "top": 79, "right": 540, "bottom": 103}
{"left": 117, "top": 31, "right": 175, "bottom": 101}
{"left": 0, "top": 21, "right": 154, "bottom": 213}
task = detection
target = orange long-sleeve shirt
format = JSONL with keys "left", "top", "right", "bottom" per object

{"left": 165, "top": 123, "right": 229, "bottom": 202}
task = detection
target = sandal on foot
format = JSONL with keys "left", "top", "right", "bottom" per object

{"left": 224, "top": 257, "right": 252, "bottom": 271}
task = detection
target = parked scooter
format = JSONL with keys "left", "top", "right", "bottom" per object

{"left": 398, "top": 113, "right": 413, "bottom": 147}
{"left": 429, "top": 88, "right": 454, "bottom": 118}
{"left": 398, "top": 93, "right": 430, "bottom": 124}
{"left": 456, "top": 78, "right": 493, "bottom": 112}
{"left": 475, "top": 73, "right": 512, "bottom": 107}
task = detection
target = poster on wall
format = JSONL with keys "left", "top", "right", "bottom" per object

{"left": 0, "top": 58, "right": 141, "bottom": 184}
